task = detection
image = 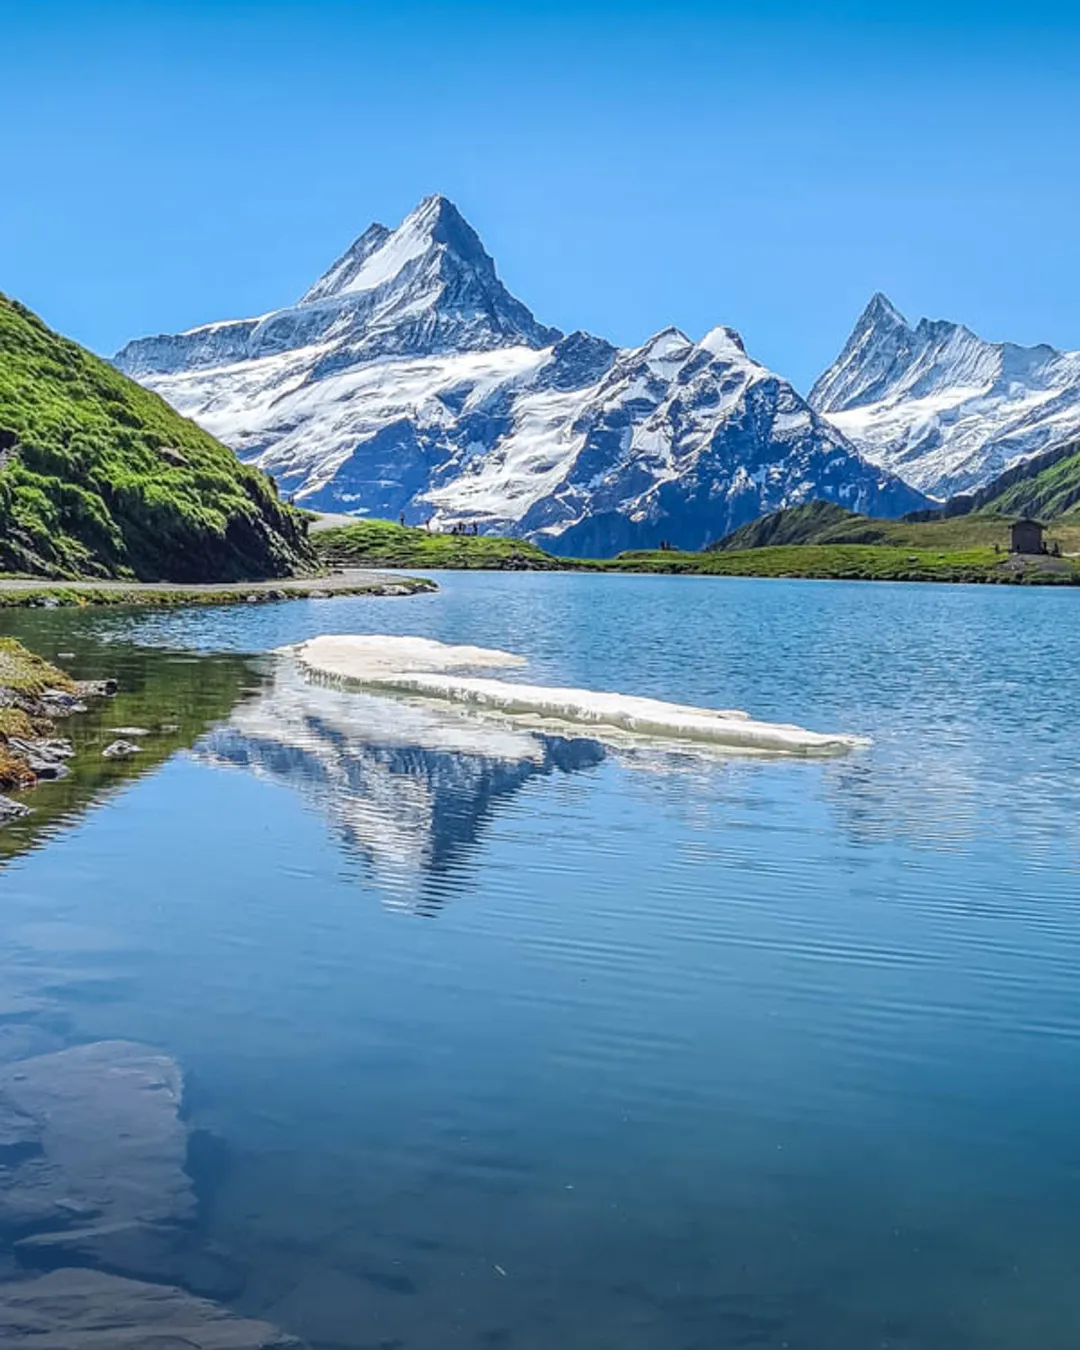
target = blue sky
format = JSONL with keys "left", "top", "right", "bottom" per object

{"left": 4, "top": 0, "right": 1079, "bottom": 390}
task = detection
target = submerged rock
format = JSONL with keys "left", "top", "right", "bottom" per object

{"left": 0, "top": 1096, "right": 40, "bottom": 1165}
{"left": 101, "top": 740, "right": 141, "bottom": 760}
{"left": 0, "top": 1041, "right": 247, "bottom": 1297}
{"left": 0, "top": 1269, "right": 306, "bottom": 1348}
{"left": 0, "top": 1025, "right": 62, "bottom": 1065}
{"left": 0, "top": 1041, "right": 194, "bottom": 1242}
{"left": 0, "top": 795, "right": 32, "bottom": 823}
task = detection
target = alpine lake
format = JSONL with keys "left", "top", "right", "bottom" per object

{"left": 1, "top": 569, "right": 1079, "bottom": 1350}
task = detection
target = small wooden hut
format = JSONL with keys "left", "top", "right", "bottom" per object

{"left": 1010, "top": 519, "right": 1045, "bottom": 555}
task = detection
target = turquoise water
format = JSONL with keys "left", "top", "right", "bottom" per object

{"left": 2, "top": 572, "right": 1080, "bottom": 1348}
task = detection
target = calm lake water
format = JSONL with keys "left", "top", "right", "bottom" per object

{"left": 2, "top": 572, "right": 1080, "bottom": 1349}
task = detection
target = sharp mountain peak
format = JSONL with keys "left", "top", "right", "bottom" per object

{"left": 300, "top": 194, "right": 492, "bottom": 307}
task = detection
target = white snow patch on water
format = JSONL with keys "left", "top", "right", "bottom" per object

{"left": 288, "top": 635, "right": 868, "bottom": 757}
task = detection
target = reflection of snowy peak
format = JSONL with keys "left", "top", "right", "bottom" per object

{"left": 198, "top": 664, "right": 603, "bottom": 903}
{"left": 115, "top": 197, "right": 927, "bottom": 552}
{"left": 810, "top": 294, "right": 1080, "bottom": 497}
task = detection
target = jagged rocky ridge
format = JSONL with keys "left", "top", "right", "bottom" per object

{"left": 811, "top": 293, "right": 1080, "bottom": 499}
{"left": 116, "top": 196, "right": 927, "bottom": 555}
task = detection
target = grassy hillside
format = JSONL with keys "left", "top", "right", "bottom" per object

{"left": 972, "top": 439, "right": 1080, "bottom": 519}
{"left": 607, "top": 544, "right": 1080, "bottom": 584}
{"left": 314, "top": 518, "right": 560, "bottom": 569}
{"left": 313, "top": 515, "right": 1080, "bottom": 585}
{"left": 0, "top": 293, "right": 314, "bottom": 580}
{"left": 712, "top": 500, "right": 1080, "bottom": 555}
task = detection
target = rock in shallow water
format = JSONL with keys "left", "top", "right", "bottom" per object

{"left": 0, "top": 1002, "right": 300, "bottom": 1341}
{"left": 101, "top": 740, "right": 141, "bottom": 760}
{"left": 0, "top": 1269, "right": 307, "bottom": 1348}
{"left": 5, "top": 738, "right": 73, "bottom": 781}
{"left": 0, "top": 1041, "right": 247, "bottom": 1298}
{"left": 74, "top": 680, "right": 118, "bottom": 699}
{"left": 0, "top": 795, "right": 32, "bottom": 823}
{"left": 0, "top": 1041, "right": 194, "bottom": 1242}
{"left": 0, "top": 1096, "right": 40, "bottom": 1165}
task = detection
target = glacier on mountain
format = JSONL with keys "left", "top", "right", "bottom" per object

{"left": 115, "top": 196, "right": 928, "bottom": 552}
{"left": 810, "top": 293, "right": 1080, "bottom": 498}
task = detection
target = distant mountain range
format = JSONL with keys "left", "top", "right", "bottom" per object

{"left": 811, "top": 294, "right": 1080, "bottom": 498}
{"left": 115, "top": 197, "right": 1080, "bottom": 549}
{"left": 115, "top": 196, "right": 927, "bottom": 555}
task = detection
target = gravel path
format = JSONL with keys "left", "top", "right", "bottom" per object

{"left": 309, "top": 511, "right": 362, "bottom": 532}
{"left": 0, "top": 568, "right": 429, "bottom": 597}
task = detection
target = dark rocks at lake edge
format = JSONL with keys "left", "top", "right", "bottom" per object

{"left": 0, "top": 640, "right": 119, "bottom": 820}
{"left": 0, "top": 1038, "right": 309, "bottom": 1348}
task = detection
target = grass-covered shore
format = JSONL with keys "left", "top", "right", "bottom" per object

{"left": 605, "top": 544, "right": 1080, "bottom": 584}
{"left": 0, "top": 638, "right": 81, "bottom": 790}
{"left": 314, "top": 518, "right": 561, "bottom": 569}
{"left": 709, "top": 500, "right": 1080, "bottom": 555}
{"left": 313, "top": 516, "right": 1080, "bottom": 586}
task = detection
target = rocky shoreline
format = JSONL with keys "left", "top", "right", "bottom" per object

{"left": 0, "top": 640, "right": 308, "bottom": 1343}
{"left": 0, "top": 641, "right": 119, "bottom": 822}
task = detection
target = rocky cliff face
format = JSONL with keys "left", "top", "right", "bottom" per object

{"left": 116, "top": 197, "right": 928, "bottom": 554}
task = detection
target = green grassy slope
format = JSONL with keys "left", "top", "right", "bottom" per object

{"left": 711, "top": 500, "right": 1080, "bottom": 555}
{"left": 710, "top": 501, "right": 864, "bottom": 549}
{"left": 606, "top": 543, "right": 1080, "bottom": 583}
{"left": 972, "top": 439, "right": 1080, "bottom": 519}
{"left": 314, "top": 518, "right": 560, "bottom": 569}
{"left": 313, "top": 515, "right": 1080, "bottom": 585}
{"left": 0, "top": 293, "right": 314, "bottom": 580}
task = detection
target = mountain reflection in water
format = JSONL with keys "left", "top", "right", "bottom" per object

{"left": 198, "top": 662, "right": 606, "bottom": 906}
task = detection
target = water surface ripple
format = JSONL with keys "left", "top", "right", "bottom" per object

{"left": 0, "top": 572, "right": 1078, "bottom": 1349}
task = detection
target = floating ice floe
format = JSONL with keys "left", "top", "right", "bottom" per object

{"left": 286, "top": 635, "right": 869, "bottom": 757}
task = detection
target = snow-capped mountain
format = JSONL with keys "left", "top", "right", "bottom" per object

{"left": 116, "top": 196, "right": 928, "bottom": 552}
{"left": 810, "top": 293, "right": 1080, "bottom": 498}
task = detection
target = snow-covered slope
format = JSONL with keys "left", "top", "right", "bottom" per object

{"left": 116, "top": 197, "right": 928, "bottom": 552}
{"left": 118, "top": 194, "right": 559, "bottom": 378}
{"left": 810, "top": 294, "right": 1080, "bottom": 498}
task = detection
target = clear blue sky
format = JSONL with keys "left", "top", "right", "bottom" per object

{"left": 4, "top": 0, "right": 1079, "bottom": 390}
